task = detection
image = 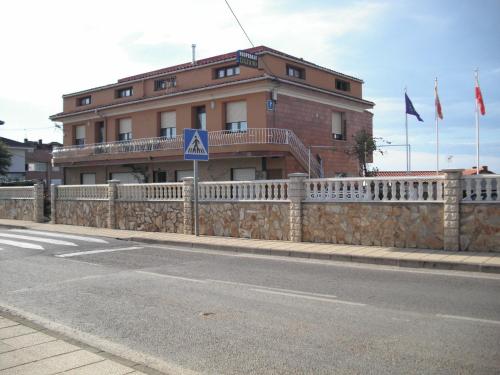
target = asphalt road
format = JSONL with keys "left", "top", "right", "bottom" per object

{"left": 0, "top": 228, "right": 499, "bottom": 374}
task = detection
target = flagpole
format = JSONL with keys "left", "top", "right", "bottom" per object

{"left": 475, "top": 69, "right": 480, "bottom": 175}
{"left": 405, "top": 86, "right": 409, "bottom": 173}
{"left": 435, "top": 78, "right": 439, "bottom": 174}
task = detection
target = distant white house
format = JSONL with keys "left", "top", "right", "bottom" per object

{"left": 0, "top": 137, "right": 33, "bottom": 181}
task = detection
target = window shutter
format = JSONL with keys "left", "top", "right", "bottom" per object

{"left": 119, "top": 118, "right": 132, "bottom": 134}
{"left": 226, "top": 101, "right": 247, "bottom": 123}
{"left": 161, "top": 111, "right": 176, "bottom": 128}
{"left": 332, "top": 112, "right": 342, "bottom": 135}
{"left": 75, "top": 125, "right": 85, "bottom": 139}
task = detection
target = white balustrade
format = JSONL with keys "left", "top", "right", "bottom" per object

{"left": 304, "top": 176, "right": 445, "bottom": 202}
{"left": 198, "top": 180, "right": 289, "bottom": 201}
{"left": 52, "top": 128, "right": 323, "bottom": 178}
{"left": 57, "top": 185, "right": 108, "bottom": 200}
{"left": 461, "top": 175, "right": 499, "bottom": 202}
{"left": 0, "top": 186, "right": 34, "bottom": 200}
{"left": 117, "top": 183, "right": 183, "bottom": 201}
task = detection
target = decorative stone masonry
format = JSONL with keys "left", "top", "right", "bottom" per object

{"left": 288, "top": 173, "right": 307, "bottom": 242}
{"left": 183, "top": 177, "right": 194, "bottom": 235}
{"left": 107, "top": 180, "right": 119, "bottom": 229}
{"left": 443, "top": 170, "right": 463, "bottom": 251}
{"left": 33, "top": 183, "right": 44, "bottom": 223}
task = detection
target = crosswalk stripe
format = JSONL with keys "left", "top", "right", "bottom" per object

{"left": 9, "top": 230, "right": 108, "bottom": 244}
{"left": 0, "top": 233, "right": 77, "bottom": 246}
{"left": 0, "top": 239, "right": 44, "bottom": 250}
{"left": 56, "top": 246, "right": 143, "bottom": 258}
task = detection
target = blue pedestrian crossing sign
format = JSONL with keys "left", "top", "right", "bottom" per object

{"left": 184, "top": 129, "right": 209, "bottom": 161}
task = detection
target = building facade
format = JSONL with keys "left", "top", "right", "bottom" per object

{"left": 24, "top": 139, "right": 64, "bottom": 186}
{"left": 50, "top": 46, "right": 374, "bottom": 184}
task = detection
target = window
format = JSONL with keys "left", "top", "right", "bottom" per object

{"left": 110, "top": 172, "right": 143, "bottom": 183}
{"left": 195, "top": 106, "right": 206, "bottom": 130}
{"left": 80, "top": 173, "right": 96, "bottom": 185}
{"left": 153, "top": 171, "right": 167, "bottom": 183}
{"left": 175, "top": 170, "right": 193, "bottom": 182}
{"left": 160, "top": 111, "right": 176, "bottom": 138}
{"left": 118, "top": 118, "right": 132, "bottom": 141}
{"left": 335, "top": 78, "right": 351, "bottom": 92}
{"left": 286, "top": 64, "right": 305, "bottom": 79}
{"left": 116, "top": 87, "right": 133, "bottom": 98}
{"left": 232, "top": 168, "right": 256, "bottom": 181}
{"left": 96, "top": 122, "right": 105, "bottom": 143}
{"left": 154, "top": 77, "right": 176, "bottom": 91}
{"left": 332, "top": 112, "right": 346, "bottom": 140}
{"left": 215, "top": 66, "right": 240, "bottom": 79}
{"left": 28, "top": 162, "right": 48, "bottom": 172}
{"left": 75, "top": 125, "right": 85, "bottom": 145}
{"left": 77, "top": 96, "right": 91, "bottom": 106}
{"left": 225, "top": 101, "right": 247, "bottom": 133}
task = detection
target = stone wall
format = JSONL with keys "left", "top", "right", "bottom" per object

{"left": 302, "top": 202, "right": 444, "bottom": 249}
{"left": 199, "top": 202, "right": 289, "bottom": 240}
{"left": 0, "top": 199, "right": 34, "bottom": 221}
{"left": 460, "top": 204, "right": 500, "bottom": 252}
{"left": 115, "top": 201, "right": 183, "bottom": 233}
{"left": 55, "top": 200, "right": 109, "bottom": 228}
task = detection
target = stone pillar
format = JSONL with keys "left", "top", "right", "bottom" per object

{"left": 182, "top": 177, "right": 194, "bottom": 235}
{"left": 50, "top": 184, "right": 57, "bottom": 224}
{"left": 107, "top": 180, "right": 119, "bottom": 229}
{"left": 443, "top": 169, "right": 463, "bottom": 251}
{"left": 288, "top": 173, "right": 307, "bottom": 242}
{"left": 33, "top": 183, "right": 44, "bottom": 223}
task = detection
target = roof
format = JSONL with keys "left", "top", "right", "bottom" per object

{"left": 0, "top": 137, "right": 33, "bottom": 149}
{"left": 62, "top": 45, "right": 364, "bottom": 98}
{"left": 375, "top": 171, "right": 443, "bottom": 177}
{"left": 463, "top": 166, "right": 494, "bottom": 175}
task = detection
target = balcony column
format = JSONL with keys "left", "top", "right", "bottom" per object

{"left": 183, "top": 177, "right": 194, "bottom": 235}
{"left": 288, "top": 173, "right": 307, "bottom": 242}
{"left": 107, "top": 180, "right": 120, "bottom": 229}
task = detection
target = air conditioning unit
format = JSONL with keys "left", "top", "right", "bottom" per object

{"left": 332, "top": 133, "right": 343, "bottom": 140}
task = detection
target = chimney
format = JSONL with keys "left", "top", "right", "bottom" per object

{"left": 24, "top": 138, "right": 28, "bottom": 143}
{"left": 38, "top": 139, "right": 43, "bottom": 145}
{"left": 191, "top": 44, "right": 196, "bottom": 65}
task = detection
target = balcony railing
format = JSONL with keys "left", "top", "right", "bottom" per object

{"left": 53, "top": 128, "right": 323, "bottom": 178}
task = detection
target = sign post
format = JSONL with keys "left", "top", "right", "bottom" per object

{"left": 184, "top": 128, "right": 209, "bottom": 236}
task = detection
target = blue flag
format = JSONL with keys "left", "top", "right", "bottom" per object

{"left": 405, "top": 93, "right": 423, "bottom": 122}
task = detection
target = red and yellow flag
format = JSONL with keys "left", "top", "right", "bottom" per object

{"left": 435, "top": 79, "right": 443, "bottom": 120}
{"left": 475, "top": 77, "right": 486, "bottom": 115}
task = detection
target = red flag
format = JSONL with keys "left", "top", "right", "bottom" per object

{"left": 435, "top": 80, "right": 443, "bottom": 120}
{"left": 475, "top": 79, "right": 486, "bottom": 115}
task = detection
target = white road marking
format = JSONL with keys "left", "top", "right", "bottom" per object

{"left": 10, "top": 229, "right": 108, "bottom": 244}
{"left": 0, "top": 239, "right": 43, "bottom": 250}
{"left": 55, "top": 246, "right": 143, "bottom": 258}
{"left": 136, "top": 270, "right": 207, "bottom": 283}
{"left": 207, "top": 279, "right": 337, "bottom": 298}
{"left": 251, "top": 288, "right": 366, "bottom": 306}
{"left": 0, "top": 233, "right": 77, "bottom": 246}
{"left": 436, "top": 314, "right": 500, "bottom": 326}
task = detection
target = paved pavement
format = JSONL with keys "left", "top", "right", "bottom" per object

{"left": 0, "top": 219, "right": 499, "bottom": 273}
{"left": 0, "top": 226, "right": 499, "bottom": 374}
{"left": 0, "top": 312, "right": 148, "bottom": 374}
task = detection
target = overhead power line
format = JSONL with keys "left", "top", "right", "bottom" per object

{"left": 224, "top": 0, "right": 255, "bottom": 47}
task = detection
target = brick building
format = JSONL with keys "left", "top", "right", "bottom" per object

{"left": 24, "top": 139, "right": 64, "bottom": 186}
{"left": 50, "top": 46, "right": 374, "bottom": 184}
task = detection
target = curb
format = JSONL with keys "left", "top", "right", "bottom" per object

{"left": 129, "top": 237, "right": 500, "bottom": 275}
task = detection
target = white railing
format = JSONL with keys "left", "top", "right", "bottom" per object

{"left": 462, "top": 175, "right": 499, "bottom": 202}
{"left": 52, "top": 128, "right": 323, "bottom": 178}
{"left": 198, "top": 180, "right": 289, "bottom": 201}
{"left": 305, "top": 176, "right": 445, "bottom": 202}
{"left": 117, "top": 183, "right": 183, "bottom": 201}
{"left": 0, "top": 186, "right": 34, "bottom": 200}
{"left": 57, "top": 185, "right": 108, "bottom": 200}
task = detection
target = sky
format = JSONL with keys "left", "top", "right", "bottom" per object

{"left": 0, "top": 0, "right": 499, "bottom": 172}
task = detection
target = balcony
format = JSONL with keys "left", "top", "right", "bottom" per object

{"left": 53, "top": 128, "right": 323, "bottom": 177}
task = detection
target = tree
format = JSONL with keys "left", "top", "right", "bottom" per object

{"left": 346, "top": 130, "right": 386, "bottom": 177}
{"left": 0, "top": 140, "right": 12, "bottom": 176}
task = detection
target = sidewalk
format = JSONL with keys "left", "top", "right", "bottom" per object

{"left": 0, "top": 311, "right": 152, "bottom": 375}
{"left": 1, "top": 219, "right": 500, "bottom": 274}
